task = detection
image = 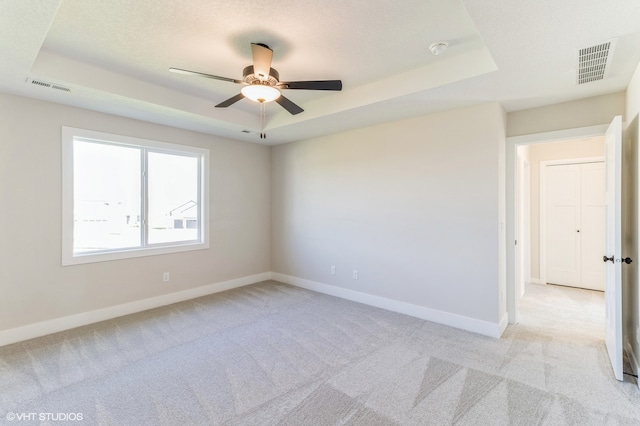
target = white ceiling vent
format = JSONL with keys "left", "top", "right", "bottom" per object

{"left": 577, "top": 40, "right": 616, "bottom": 85}
{"left": 28, "top": 78, "right": 72, "bottom": 93}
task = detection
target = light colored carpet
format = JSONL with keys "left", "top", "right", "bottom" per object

{"left": 1, "top": 280, "right": 639, "bottom": 425}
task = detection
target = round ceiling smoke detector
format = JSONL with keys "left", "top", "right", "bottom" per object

{"left": 429, "top": 42, "right": 449, "bottom": 56}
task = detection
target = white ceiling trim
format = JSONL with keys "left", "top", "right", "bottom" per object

{"left": 2, "top": 0, "right": 640, "bottom": 144}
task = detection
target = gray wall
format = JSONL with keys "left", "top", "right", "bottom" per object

{"left": 0, "top": 93, "right": 271, "bottom": 332}
{"left": 271, "top": 103, "right": 506, "bottom": 325}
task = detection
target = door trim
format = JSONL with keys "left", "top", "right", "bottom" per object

{"left": 506, "top": 124, "right": 609, "bottom": 324}
{"left": 539, "top": 157, "right": 604, "bottom": 286}
{"left": 517, "top": 155, "right": 531, "bottom": 297}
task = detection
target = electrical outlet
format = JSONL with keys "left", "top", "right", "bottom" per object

{"left": 353, "top": 270, "right": 359, "bottom": 280}
{"left": 163, "top": 272, "right": 170, "bottom": 282}
{"left": 331, "top": 265, "right": 336, "bottom": 275}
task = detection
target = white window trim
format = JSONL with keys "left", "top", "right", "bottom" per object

{"left": 61, "top": 126, "right": 210, "bottom": 266}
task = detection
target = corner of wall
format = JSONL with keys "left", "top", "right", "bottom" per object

{"left": 498, "top": 102, "right": 508, "bottom": 322}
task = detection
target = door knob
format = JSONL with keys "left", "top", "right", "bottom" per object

{"left": 603, "top": 255, "right": 633, "bottom": 264}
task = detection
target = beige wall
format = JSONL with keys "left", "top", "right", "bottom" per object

{"left": 525, "top": 137, "right": 605, "bottom": 281}
{"left": 624, "top": 62, "right": 640, "bottom": 377}
{"left": 507, "top": 92, "right": 625, "bottom": 137}
{"left": 271, "top": 103, "right": 506, "bottom": 325}
{"left": 0, "top": 93, "right": 271, "bottom": 332}
{"left": 1, "top": 85, "right": 631, "bottom": 342}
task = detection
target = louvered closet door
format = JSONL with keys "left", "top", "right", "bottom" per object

{"left": 545, "top": 161, "right": 605, "bottom": 291}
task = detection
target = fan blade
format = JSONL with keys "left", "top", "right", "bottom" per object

{"left": 215, "top": 93, "right": 245, "bottom": 108}
{"left": 277, "top": 80, "right": 342, "bottom": 91}
{"left": 275, "top": 95, "right": 304, "bottom": 115}
{"left": 170, "top": 67, "right": 243, "bottom": 84}
{"left": 251, "top": 43, "right": 273, "bottom": 81}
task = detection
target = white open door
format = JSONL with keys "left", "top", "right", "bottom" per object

{"left": 604, "top": 115, "right": 623, "bottom": 381}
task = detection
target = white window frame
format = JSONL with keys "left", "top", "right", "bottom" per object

{"left": 62, "top": 126, "right": 209, "bottom": 266}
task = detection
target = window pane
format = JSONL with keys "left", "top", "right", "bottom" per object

{"left": 148, "top": 152, "right": 199, "bottom": 244}
{"left": 73, "top": 141, "right": 141, "bottom": 253}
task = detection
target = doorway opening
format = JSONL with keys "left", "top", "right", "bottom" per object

{"left": 506, "top": 118, "right": 627, "bottom": 382}
{"left": 507, "top": 124, "right": 609, "bottom": 322}
{"left": 515, "top": 139, "right": 607, "bottom": 358}
{"left": 519, "top": 138, "right": 605, "bottom": 293}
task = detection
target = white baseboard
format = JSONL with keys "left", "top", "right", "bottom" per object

{"left": 0, "top": 272, "right": 271, "bottom": 347}
{"left": 272, "top": 273, "right": 505, "bottom": 338}
{"left": 528, "top": 278, "right": 543, "bottom": 285}
{"left": 1, "top": 271, "right": 508, "bottom": 347}
{"left": 625, "top": 341, "right": 640, "bottom": 389}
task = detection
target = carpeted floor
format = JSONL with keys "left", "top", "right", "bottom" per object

{"left": 1, "top": 280, "right": 639, "bottom": 425}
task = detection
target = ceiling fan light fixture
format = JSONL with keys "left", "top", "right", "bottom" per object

{"left": 241, "top": 84, "right": 281, "bottom": 103}
{"left": 172, "top": 43, "right": 341, "bottom": 116}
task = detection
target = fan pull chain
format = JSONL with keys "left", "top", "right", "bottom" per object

{"left": 260, "top": 102, "right": 266, "bottom": 139}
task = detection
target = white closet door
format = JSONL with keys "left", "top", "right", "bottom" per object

{"left": 581, "top": 162, "right": 606, "bottom": 290}
{"left": 546, "top": 164, "right": 581, "bottom": 287}
{"left": 545, "top": 161, "right": 605, "bottom": 290}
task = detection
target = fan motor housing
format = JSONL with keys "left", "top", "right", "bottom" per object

{"left": 243, "top": 65, "right": 280, "bottom": 86}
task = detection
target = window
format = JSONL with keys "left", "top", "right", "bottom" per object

{"left": 62, "top": 127, "right": 209, "bottom": 265}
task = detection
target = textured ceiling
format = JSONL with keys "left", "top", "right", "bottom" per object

{"left": 1, "top": 0, "right": 640, "bottom": 144}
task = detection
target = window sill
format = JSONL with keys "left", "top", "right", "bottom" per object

{"left": 61, "top": 240, "right": 209, "bottom": 266}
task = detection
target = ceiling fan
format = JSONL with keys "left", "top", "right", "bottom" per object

{"left": 170, "top": 43, "right": 342, "bottom": 117}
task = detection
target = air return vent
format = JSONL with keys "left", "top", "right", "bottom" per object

{"left": 28, "top": 78, "right": 71, "bottom": 93}
{"left": 51, "top": 84, "right": 71, "bottom": 92}
{"left": 577, "top": 40, "right": 615, "bottom": 85}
